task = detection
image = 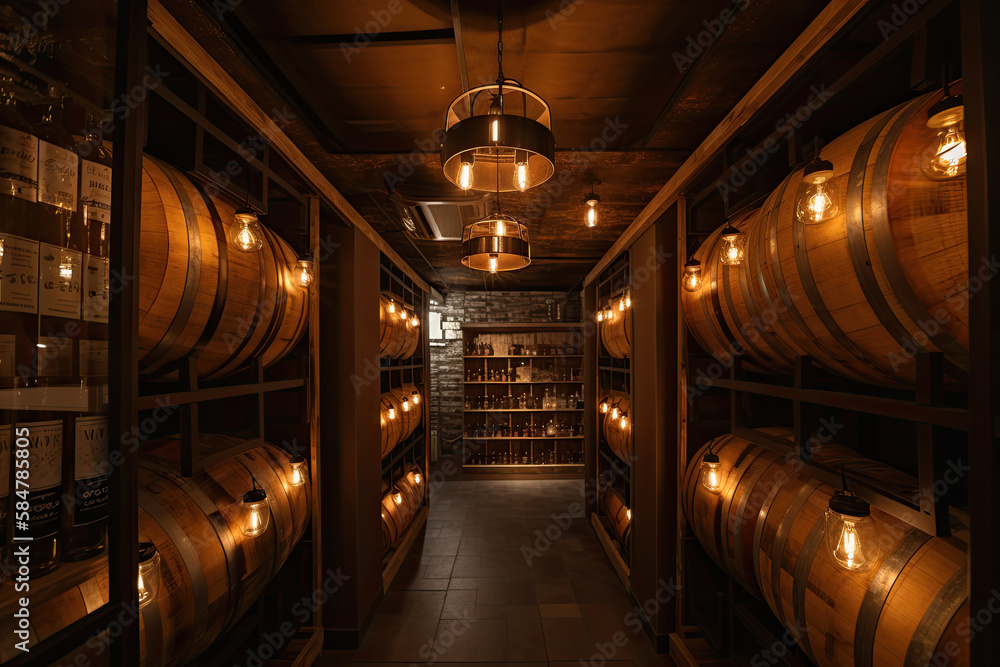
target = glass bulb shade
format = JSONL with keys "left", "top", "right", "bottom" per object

{"left": 296, "top": 258, "right": 314, "bottom": 288}
{"left": 625, "top": 293, "right": 631, "bottom": 308}
{"left": 288, "top": 456, "right": 307, "bottom": 487}
{"left": 826, "top": 507, "right": 878, "bottom": 571}
{"left": 442, "top": 81, "right": 555, "bottom": 192}
{"left": 459, "top": 160, "right": 474, "bottom": 190}
{"left": 230, "top": 209, "right": 264, "bottom": 252}
{"left": 795, "top": 180, "right": 839, "bottom": 224}
{"left": 922, "top": 124, "right": 967, "bottom": 180}
{"left": 683, "top": 262, "right": 703, "bottom": 292}
{"left": 388, "top": 407, "right": 396, "bottom": 420}
{"left": 402, "top": 397, "right": 410, "bottom": 412}
{"left": 611, "top": 407, "right": 619, "bottom": 419}
{"left": 462, "top": 212, "right": 531, "bottom": 272}
{"left": 388, "top": 301, "right": 395, "bottom": 314}
{"left": 720, "top": 228, "right": 746, "bottom": 267}
{"left": 597, "top": 310, "right": 603, "bottom": 322}
{"left": 600, "top": 401, "right": 608, "bottom": 413}
{"left": 619, "top": 416, "right": 627, "bottom": 430}
{"left": 412, "top": 390, "right": 420, "bottom": 405}
{"left": 619, "top": 298, "right": 625, "bottom": 311}
{"left": 137, "top": 544, "right": 160, "bottom": 609}
{"left": 586, "top": 205, "right": 597, "bottom": 227}
{"left": 700, "top": 455, "right": 723, "bottom": 494}
{"left": 625, "top": 508, "right": 632, "bottom": 522}
{"left": 393, "top": 491, "right": 403, "bottom": 505}
{"left": 413, "top": 473, "right": 422, "bottom": 485}
{"left": 240, "top": 489, "right": 271, "bottom": 537}
{"left": 410, "top": 315, "right": 419, "bottom": 327}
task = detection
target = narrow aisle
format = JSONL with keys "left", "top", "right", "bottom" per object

{"left": 319, "top": 478, "right": 674, "bottom": 666}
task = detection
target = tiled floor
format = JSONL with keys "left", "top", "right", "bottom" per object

{"left": 317, "top": 478, "right": 675, "bottom": 667}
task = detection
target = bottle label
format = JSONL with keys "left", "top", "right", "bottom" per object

{"left": 37, "top": 140, "right": 78, "bottom": 211}
{"left": 82, "top": 253, "right": 109, "bottom": 322}
{"left": 39, "top": 243, "right": 82, "bottom": 318}
{"left": 21, "top": 419, "right": 62, "bottom": 540}
{"left": 0, "top": 233, "right": 39, "bottom": 314}
{"left": 73, "top": 415, "right": 108, "bottom": 526}
{"left": 0, "top": 333, "right": 14, "bottom": 378}
{"left": 80, "top": 159, "right": 110, "bottom": 223}
{"left": 0, "top": 125, "right": 38, "bottom": 201}
{"left": 0, "top": 425, "right": 10, "bottom": 530}
{"left": 36, "top": 335, "right": 73, "bottom": 377}
{"left": 80, "top": 340, "right": 108, "bottom": 377}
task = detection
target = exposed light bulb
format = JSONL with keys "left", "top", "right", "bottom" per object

{"left": 625, "top": 292, "right": 631, "bottom": 308}
{"left": 619, "top": 415, "right": 627, "bottom": 430}
{"left": 489, "top": 254, "right": 499, "bottom": 273}
{"left": 403, "top": 397, "right": 410, "bottom": 412}
{"left": 490, "top": 119, "right": 500, "bottom": 143}
{"left": 619, "top": 297, "right": 625, "bottom": 312}
{"left": 296, "top": 257, "right": 314, "bottom": 288}
{"left": 924, "top": 125, "right": 967, "bottom": 179}
{"left": 137, "top": 543, "right": 160, "bottom": 609}
{"left": 230, "top": 208, "right": 264, "bottom": 252}
{"left": 826, "top": 492, "right": 878, "bottom": 571}
{"left": 626, "top": 508, "right": 632, "bottom": 522}
{"left": 459, "top": 160, "right": 474, "bottom": 190}
{"left": 240, "top": 488, "right": 270, "bottom": 537}
{"left": 393, "top": 491, "right": 403, "bottom": 505}
{"left": 413, "top": 473, "right": 421, "bottom": 485}
{"left": 495, "top": 219, "right": 506, "bottom": 237}
{"left": 720, "top": 226, "right": 745, "bottom": 267}
{"left": 412, "top": 390, "right": 420, "bottom": 405}
{"left": 586, "top": 202, "right": 597, "bottom": 227}
{"left": 683, "top": 259, "right": 702, "bottom": 292}
{"left": 411, "top": 314, "right": 420, "bottom": 327}
{"left": 515, "top": 161, "right": 528, "bottom": 192}
{"left": 389, "top": 300, "right": 396, "bottom": 314}
{"left": 388, "top": 406, "right": 396, "bottom": 420}
{"left": 699, "top": 453, "right": 723, "bottom": 494}
{"left": 600, "top": 401, "right": 608, "bottom": 413}
{"left": 289, "top": 460, "right": 307, "bottom": 486}
{"left": 597, "top": 310, "right": 603, "bottom": 322}
{"left": 611, "top": 407, "right": 619, "bottom": 419}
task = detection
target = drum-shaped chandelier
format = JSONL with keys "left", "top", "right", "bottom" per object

{"left": 461, "top": 211, "right": 531, "bottom": 273}
{"left": 441, "top": 2, "right": 555, "bottom": 194}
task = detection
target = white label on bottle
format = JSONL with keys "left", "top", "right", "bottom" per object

{"left": 82, "top": 253, "right": 109, "bottom": 323}
{"left": 0, "top": 125, "right": 38, "bottom": 201}
{"left": 23, "top": 419, "right": 62, "bottom": 489}
{"left": 37, "top": 140, "right": 78, "bottom": 211}
{"left": 80, "top": 340, "right": 108, "bottom": 377}
{"left": 0, "top": 334, "right": 14, "bottom": 378}
{"left": 80, "top": 159, "right": 111, "bottom": 223}
{"left": 73, "top": 415, "right": 108, "bottom": 525}
{"left": 0, "top": 233, "right": 38, "bottom": 314}
{"left": 37, "top": 335, "right": 73, "bottom": 377}
{"left": 39, "top": 243, "right": 82, "bottom": 318}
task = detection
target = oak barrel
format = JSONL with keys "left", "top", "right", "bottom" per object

{"left": 681, "top": 86, "right": 969, "bottom": 387}
{"left": 0, "top": 437, "right": 310, "bottom": 666}
{"left": 600, "top": 302, "right": 631, "bottom": 358}
{"left": 600, "top": 391, "right": 633, "bottom": 463}
{"left": 140, "top": 157, "right": 308, "bottom": 381}
{"left": 380, "top": 384, "right": 424, "bottom": 458}
{"left": 601, "top": 487, "right": 632, "bottom": 545}
{"left": 682, "top": 429, "right": 968, "bottom": 666}
{"left": 379, "top": 293, "right": 421, "bottom": 360}
{"left": 381, "top": 466, "right": 425, "bottom": 551}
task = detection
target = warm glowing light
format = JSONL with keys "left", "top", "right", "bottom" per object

{"left": 720, "top": 225, "right": 746, "bottom": 267}
{"left": 490, "top": 118, "right": 500, "bottom": 143}
{"left": 683, "top": 259, "right": 702, "bottom": 292}
{"left": 388, "top": 300, "right": 396, "bottom": 314}
{"left": 611, "top": 407, "right": 619, "bottom": 419}
{"left": 402, "top": 397, "right": 410, "bottom": 412}
{"left": 597, "top": 310, "right": 603, "bottom": 322}
{"left": 796, "top": 180, "right": 837, "bottom": 224}
{"left": 388, "top": 407, "right": 396, "bottom": 420}
{"left": 619, "top": 415, "right": 627, "bottom": 430}
{"left": 459, "top": 161, "right": 474, "bottom": 190}
{"left": 924, "top": 125, "right": 967, "bottom": 179}
{"left": 619, "top": 297, "right": 625, "bottom": 312}
{"left": 489, "top": 254, "right": 499, "bottom": 273}
{"left": 600, "top": 401, "right": 608, "bottom": 413}
{"left": 412, "top": 390, "right": 420, "bottom": 405}
{"left": 826, "top": 493, "right": 878, "bottom": 571}
{"left": 137, "top": 543, "right": 160, "bottom": 609}
{"left": 411, "top": 314, "right": 420, "bottom": 327}
{"left": 288, "top": 455, "right": 307, "bottom": 486}
{"left": 296, "top": 257, "right": 314, "bottom": 288}
{"left": 413, "top": 473, "right": 421, "bottom": 485}
{"left": 393, "top": 491, "right": 403, "bottom": 505}
{"left": 586, "top": 204, "right": 597, "bottom": 227}
{"left": 495, "top": 219, "right": 506, "bottom": 237}
{"left": 240, "top": 488, "right": 271, "bottom": 537}
{"left": 625, "top": 292, "right": 631, "bottom": 308}
{"left": 230, "top": 208, "right": 264, "bottom": 253}
{"left": 700, "top": 453, "right": 723, "bottom": 494}
{"left": 515, "top": 161, "right": 529, "bottom": 192}
{"left": 625, "top": 508, "right": 632, "bottom": 522}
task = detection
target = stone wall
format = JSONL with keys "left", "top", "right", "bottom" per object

{"left": 430, "top": 291, "right": 583, "bottom": 450}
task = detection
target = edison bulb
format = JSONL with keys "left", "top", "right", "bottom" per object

{"left": 515, "top": 162, "right": 528, "bottom": 191}
{"left": 625, "top": 293, "right": 631, "bottom": 308}
{"left": 288, "top": 456, "right": 307, "bottom": 486}
{"left": 388, "top": 300, "right": 396, "bottom": 314}
{"left": 796, "top": 181, "right": 837, "bottom": 224}
{"left": 413, "top": 473, "right": 421, "bottom": 485}
{"left": 240, "top": 489, "right": 270, "bottom": 537}
{"left": 922, "top": 125, "right": 967, "bottom": 179}
{"left": 459, "top": 161, "right": 473, "bottom": 190}
{"left": 619, "top": 416, "right": 627, "bottom": 430}
{"left": 137, "top": 544, "right": 160, "bottom": 609}
{"left": 230, "top": 209, "right": 264, "bottom": 252}
{"left": 625, "top": 508, "right": 632, "bottom": 522}
{"left": 699, "top": 453, "right": 723, "bottom": 494}
{"left": 412, "top": 391, "right": 420, "bottom": 405}
{"left": 611, "top": 407, "right": 619, "bottom": 419}
{"left": 388, "top": 406, "right": 396, "bottom": 420}
{"left": 402, "top": 397, "right": 410, "bottom": 412}
{"left": 490, "top": 118, "right": 500, "bottom": 142}
{"left": 411, "top": 314, "right": 419, "bottom": 327}
{"left": 619, "top": 297, "right": 625, "bottom": 312}
{"left": 393, "top": 491, "right": 403, "bottom": 505}
{"left": 600, "top": 401, "right": 608, "bottom": 413}
{"left": 720, "top": 228, "right": 746, "bottom": 267}
{"left": 683, "top": 262, "right": 702, "bottom": 292}
{"left": 489, "top": 254, "right": 499, "bottom": 273}
{"left": 826, "top": 494, "right": 878, "bottom": 571}
{"left": 495, "top": 219, "right": 506, "bottom": 237}
{"left": 296, "top": 258, "right": 314, "bottom": 288}
{"left": 586, "top": 202, "right": 598, "bottom": 227}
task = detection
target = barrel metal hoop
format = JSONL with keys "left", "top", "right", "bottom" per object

{"left": 137, "top": 488, "right": 211, "bottom": 654}
{"left": 870, "top": 96, "right": 970, "bottom": 377}
{"left": 714, "top": 442, "right": 758, "bottom": 572}
{"left": 187, "top": 179, "right": 231, "bottom": 362}
{"left": 855, "top": 527, "right": 932, "bottom": 667}
{"left": 845, "top": 106, "right": 928, "bottom": 362}
{"left": 753, "top": 469, "right": 792, "bottom": 598}
{"left": 732, "top": 451, "right": 780, "bottom": 594}
{"left": 711, "top": 261, "right": 745, "bottom": 356}
{"left": 904, "top": 565, "right": 968, "bottom": 667}
{"left": 723, "top": 263, "right": 774, "bottom": 364}
{"left": 139, "top": 159, "right": 204, "bottom": 374}
{"left": 771, "top": 478, "right": 822, "bottom": 629}
{"left": 698, "top": 265, "right": 738, "bottom": 360}
{"left": 736, "top": 249, "right": 797, "bottom": 367}
{"left": 791, "top": 518, "right": 826, "bottom": 664}
{"left": 249, "top": 227, "right": 289, "bottom": 363}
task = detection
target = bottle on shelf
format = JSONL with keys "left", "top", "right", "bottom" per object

{"left": 61, "top": 375, "right": 108, "bottom": 561}
{"left": 542, "top": 388, "right": 551, "bottom": 410}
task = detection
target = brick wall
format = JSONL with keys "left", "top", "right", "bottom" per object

{"left": 430, "top": 291, "right": 583, "bottom": 450}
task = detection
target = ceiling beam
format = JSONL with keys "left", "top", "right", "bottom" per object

{"left": 288, "top": 28, "right": 455, "bottom": 46}
{"left": 450, "top": 0, "right": 470, "bottom": 92}
{"left": 583, "top": 0, "right": 872, "bottom": 286}
{"left": 148, "top": 0, "right": 431, "bottom": 293}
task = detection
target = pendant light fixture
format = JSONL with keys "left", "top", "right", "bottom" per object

{"left": 921, "top": 80, "right": 966, "bottom": 180}
{"left": 826, "top": 468, "right": 879, "bottom": 572}
{"left": 719, "top": 223, "right": 746, "bottom": 267}
{"left": 441, "top": 1, "right": 555, "bottom": 193}
{"left": 230, "top": 205, "right": 264, "bottom": 252}
{"left": 137, "top": 542, "right": 160, "bottom": 610}
{"left": 683, "top": 257, "right": 702, "bottom": 292}
{"left": 295, "top": 255, "right": 314, "bottom": 288}
{"left": 240, "top": 478, "right": 271, "bottom": 537}
{"left": 584, "top": 180, "right": 601, "bottom": 227}
{"left": 411, "top": 389, "right": 421, "bottom": 405}
{"left": 287, "top": 454, "right": 307, "bottom": 487}
{"left": 795, "top": 139, "right": 838, "bottom": 224}
{"left": 699, "top": 443, "right": 724, "bottom": 494}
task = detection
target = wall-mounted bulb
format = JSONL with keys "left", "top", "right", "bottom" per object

{"left": 625, "top": 508, "right": 632, "bottom": 522}
{"left": 412, "top": 390, "right": 420, "bottom": 405}
{"left": 922, "top": 87, "right": 967, "bottom": 180}
{"left": 719, "top": 224, "right": 746, "bottom": 267}
{"left": 683, "top": 258, "right": 703, "bottom": 292}
{"left": 240, "top": 487, "right": 271, "bottom": 537}
{"left": 393, "top": 491, "right": 403, "bottom": 505}
{"left": 295, "top": 256, "right": 314, "bottom": 288}
{"left": 402, "top": 396, "right": 410, "bottom": 412}
{"left": 388, "top": 300, "right": 396, "bottom": 315}
{"left": 625, "top": 292, "right": 631, "bottom": 308}
{"left": 489, "top": 254, "right": 499, "bottom": 273}
{"left": 699, "top": 452, "right": 723, "bottom": 494}
{"left": 795, "top": 156, "right": 838, "bottom": 224}
{"left": 611, "top": 406, "right": 619, "bottom": 419}
{"left": 137, "top": 542, "right": 160, "bottom": 610}
{"left": 459, "top": 155, "right": 474, "bottom": 190}
{"left": 230, "top": 207, "right": 264, "bottom": 252}
{"left": 288, "top": 455, "right": 307, "bottom": 487}
{"left": 826, "top": 492, "right": 878, "bottom": 571}
{"left": 597, "top": 310, "right": 603, "bottom": 323}
{"left": 600, "top": 401, "right": 608, "bottom": 413}
{"left": 515, "top": 150, "right": 529, "bottom": 191}
{"left": 619, "top": 415, "right": 627, "bottom": 430}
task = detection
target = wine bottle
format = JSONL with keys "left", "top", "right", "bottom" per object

{"left": 61, "top": 384, "right": 108, "bottom": 561}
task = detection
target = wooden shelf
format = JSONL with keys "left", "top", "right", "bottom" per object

{"left": 463, "top": 436, "right": 585, "bottom": 440}
{"left": 463, "top": 355, "right": 584, "bottom": 359}
{"left": 463, "top": 463, "right": 584, "bottom": 468}
{"left": 465, "top": 408, "right": 585, "bottom": 412}
{"left": 464, "top": 380, "right": 583, "bottom": 384}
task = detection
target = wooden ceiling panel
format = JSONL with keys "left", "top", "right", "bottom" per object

{"left": 239, "top": 0, "right": 452, "bottom": 40}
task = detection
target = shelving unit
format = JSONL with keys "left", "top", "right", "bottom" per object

{"left": 461, "top": 324, "right": 585, "bottom": 475}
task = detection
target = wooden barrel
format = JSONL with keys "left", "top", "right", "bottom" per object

{"left": 140, "top": 156, "right": 308, "bottom": 381}
{"left": 601, "top": 487, "right": 632, "bottom": 545}
{"left": 379, "top": 293, "right": 421, "bottom": 360}
{"left": 600, "top": 302, "right": 631, "bottom": 358}
{"left": 380, "top": 384, "right": 423, "bottom": 458}
{"left": 600, "top": 391, "right": 632, "bottom": 463}
{"left": 0, "top": 437, "right": 310, "bottom": 666}
{"left": 682, "top": 86, "right": 969, "bottom": 388}
{"left": 683, "top": 429, "right": 968, "bottom": 666}
{"left": 381, "top": 476, "right": 422, "bottom": 551}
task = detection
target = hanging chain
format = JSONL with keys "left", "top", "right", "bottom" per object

{"left": 497, "top": 0, "right": 504, "bottom": 81}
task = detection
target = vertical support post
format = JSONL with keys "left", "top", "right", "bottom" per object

{"left": 962, "top": 0, "right": 1000, "bottom": 661}
{"left": 180, "top": 356, "right": 200, "bottom": 477}
{"left": 794, "top": 356, "right": 814, "bottom": 460}
{"left": 675, "top": 198, "right": 689, "bottom": 640}
{"left": 583, "top": 282, "right": 598, "bottom": 517}
{"left": 730, "top": 356, "right": 745, "bottom": 431}
{"left": 306, "top": 195, "right": 322, "bottom": 629}
{"left": 109, "top": 0, "right": 148, "bottom": 663}
{"left": 255, "top": 358, "right": 266, "bottom": 440}
{"left": 916, "top": 353, "right": 949, "bottom": 537}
